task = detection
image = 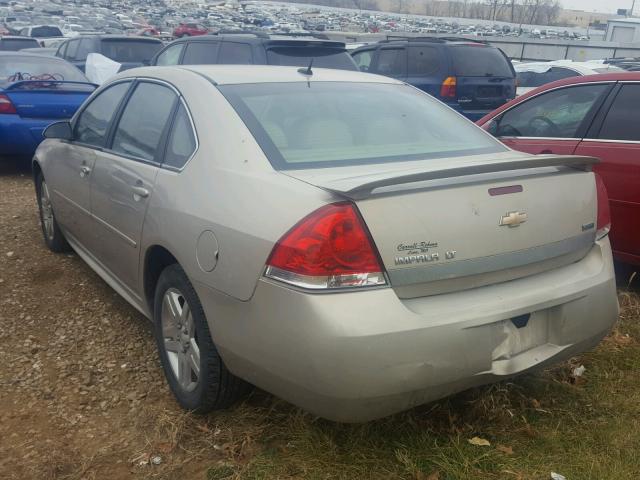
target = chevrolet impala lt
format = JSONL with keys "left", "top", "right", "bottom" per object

{"left": 32, "top": 65, "right": 618, "bottom": 422}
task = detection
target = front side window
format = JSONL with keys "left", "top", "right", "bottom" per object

{"left": 493, "top": 84, "right": 608, "bottom": 138}
{"left": 75, "top": 82, "right": 130, "bottom": 147}
{"left": 111, "top": 82, "right": 176, "bottom": 161}
{"left": 65, "top": 39, "right": 80, "bottom": 60}
{"left": 218, "top": 42, "right": 252, "bottom": 64}
{"left": 182, "top": 42, "right": 219, "bottom": 64}
{"left": 155, "top": 43, "right": 184, "bottom": 66}
{"left": 164, "top": 104, "right": 196, "bottom": 169}
{"left": 597, "top": 84, "right": 640, "bottom": 141}
{"left": 219, "top": 82, "right": 505, "bottom": 170}
{"left": 375, "top": 48, "right": 406, "bottom": 78}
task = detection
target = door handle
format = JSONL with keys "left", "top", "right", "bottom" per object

{"left": 131, "top": 186, "right": 150, "bottom": 198}
{"left": 79, "top": 166, "right": 91, "bottom": 177}
{"left": 539, "top": 149, "right": 553, "bottom": 154}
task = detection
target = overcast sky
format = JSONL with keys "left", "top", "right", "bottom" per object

{"left": 562, "top": 0, "right": 635, "bottom": 14}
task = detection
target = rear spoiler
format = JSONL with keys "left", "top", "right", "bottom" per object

{"left": 324, "top": 155, "right": 599, "bottom": 199}
{"left": 5, "top": 80, "right": 98, "bottom": 91}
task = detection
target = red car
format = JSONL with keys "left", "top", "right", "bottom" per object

{"left": 478, "top": 72, "right": 640, "bottom": 266}
{"left": 173, "top": 23, "right": 208, "bottom": 38}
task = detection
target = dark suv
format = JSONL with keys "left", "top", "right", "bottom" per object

{"left": 56, "top": 35, "right": 163, "bottom": 73}
{"left": 352, "top": 38, "right": 516, "bottom": 120}
{"left": 151, "top": 33, "right": 358, "bottom": 71}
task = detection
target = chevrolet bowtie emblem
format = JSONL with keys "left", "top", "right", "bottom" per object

{"left": 500, "top": 211, "right": 527, "bottom": 227}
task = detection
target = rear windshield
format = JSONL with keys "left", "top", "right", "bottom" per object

{"left": 219, "top": 82, "right": 505, "bottom": 170}
{"left": 0, "top": 38, "right": 39, "bottom": 51}
{"left": 101, "top": 40, "right": 161, "bottom": 62}
{"left": 0, "top": 56, "right": 89, "bottom": 84}
{"left": 450, "top": 45, "right": 514, "bottom": 77}
{"left": 30, "top": 26, "right": 63, "bottom": 37}
{"left": 266, "top": 47, "right": 358, "bottom": 71}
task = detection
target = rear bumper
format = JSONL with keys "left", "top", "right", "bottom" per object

{"left": 0, "top": 116, "right": 51, "bottom": 156}
{"left": 195, "top": 238, "right": 618, "bottom": 422}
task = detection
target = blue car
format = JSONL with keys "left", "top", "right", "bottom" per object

{"left": 351, "top": 38, "right": 517, "bottom": 121}
{"left": 0, "top": 52, "right": 95, "bottom": 158}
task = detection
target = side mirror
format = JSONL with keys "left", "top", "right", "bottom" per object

{"left": 43, "top": 121, "right": 73, "bottom": 140}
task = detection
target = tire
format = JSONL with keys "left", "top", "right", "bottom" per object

{"left": 153, "top": 264, "right": 250, "bottom": 412}
{"left": 35, "top": 172, "right": 70, "bottom": 253}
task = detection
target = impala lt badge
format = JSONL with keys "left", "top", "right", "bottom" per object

{"left": 500, "top": 211, "right": 527, "bottom": 228}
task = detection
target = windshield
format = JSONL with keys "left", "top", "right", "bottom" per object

{"left": 219, "top": 82, "right": 505, "bottom": 170}
{"left": 0, "top": 38, "right": 39, "bottom": 51}
{"left": 266, "top": 47, "right": 358, "bottom": 71}
{"left": 516, "top": 67, "right": 578, "bottom": 87}
{"left": 0, "top": 56, "right": 89, "bottom": 84}
{"left": 101, "top": 40, "right": 161, "bottom": 62}
{"left": 451, "top": 45, "right": 514, "bottom": 77}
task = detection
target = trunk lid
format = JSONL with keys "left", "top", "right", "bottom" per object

{"left": 4, "top": 81, "right": 94, "bottom": 119}
{"left": 285, "top": 152, "right": 599, "bottom": 298}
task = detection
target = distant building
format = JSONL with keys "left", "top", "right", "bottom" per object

{"left": 605, "top": 17, "right": 640, "bottom": 43}
{"left": 557, "top": 9, "right": 614, "bottom": 28}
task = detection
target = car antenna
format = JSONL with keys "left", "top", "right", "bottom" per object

{"left": 297, "top": 59, "right": 313, "bottom": 76}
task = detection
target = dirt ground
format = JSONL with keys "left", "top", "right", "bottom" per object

{"left": 1, "top": 160, "right": 639, "bottom": 480}
{"left": 0, "top": 162, "right": 239, "bottom": 479}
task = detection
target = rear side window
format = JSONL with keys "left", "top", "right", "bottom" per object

{"left": 75, "top": 38, "right": 94, "bottom": 61}
{"left": 598, "top": 84, "right": 640, "bottom": 141}
{"left": 517, "top": 67, "right": 578, "bottom": 88}
{"left": 182, "top": 42, "right": 219, "bottom": 64}
{"left": 494, "top": 84, "right": 608, "bottom": 138}
{"left": 164, "top": 104, "right": 196, "bottom": 169}
{"left": 155, "top": 43, "right": 183, "bottom": 66}
{"left": 376, "top": 48, "right": 406, "bottom": 78}
{"left": 408, "top": 45, "right": 441, "bottom": 76}
{"left": 75, "top": 82, "right": 130, "bottom": 147}
{"left": 266, "top": 47, "right": 357, "bottom": 70}
{"left": 352, "top": 49, "right": 373, "bottom": 72}
{"left": 111, "top": 82, "right": 176, "bottom": 161}
{"left": 450, "top": 46, "right": 513, "bottom": 77}
{"left": 218, "top": 42, "right": 252, "bottom": 64}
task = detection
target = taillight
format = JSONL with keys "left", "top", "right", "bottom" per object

{"left": 595, "top": 173, "right": 611, "bottom": 239}
{"left": 0, "top": 94, "right": 16, "bottom": 114}
{"left": 440, "top": 76, "right": 457, "bottom": 98}
{"left": 265, "top": 202, "right": 386, "bottom": 290}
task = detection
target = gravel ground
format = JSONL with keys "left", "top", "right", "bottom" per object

{"left": 0, "top": 163, "right": 205, "bottom": 479}
{"left": 1, "top": 161, "right": 638, "bottom": 480}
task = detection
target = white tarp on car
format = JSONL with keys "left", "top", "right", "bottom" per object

{"left": 85, "top": 53, "right": 121, "bottom": 85}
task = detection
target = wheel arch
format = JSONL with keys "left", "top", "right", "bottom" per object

{"left": 143, "top": 245, "right": 179, "bottom": 315}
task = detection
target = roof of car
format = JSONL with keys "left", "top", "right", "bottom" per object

{"left": 67, "top": 34, "right": 162, "bottom": 42}
{"left": 0, "top": 35, "right": 39, "bottom": 40}
{"left": 515, "top": 61, "right": 616, "bottom": 75}
{"left": 166, "top": 33, "right": 342, "bottom": 46}
{"left": 121, "top": 64, "right": 400, "bottom": 86}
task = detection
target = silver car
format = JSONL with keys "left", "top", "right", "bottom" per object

{"left": 33, "top": 65, "right": 618, "bottom": 422}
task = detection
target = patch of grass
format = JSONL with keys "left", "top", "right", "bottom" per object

{"left": 139, "top": 291, "right": 640, "bottom": 480}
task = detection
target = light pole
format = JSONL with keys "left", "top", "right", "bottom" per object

{"left": 632, "top": 0, "right": 637, "bottom": 16}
